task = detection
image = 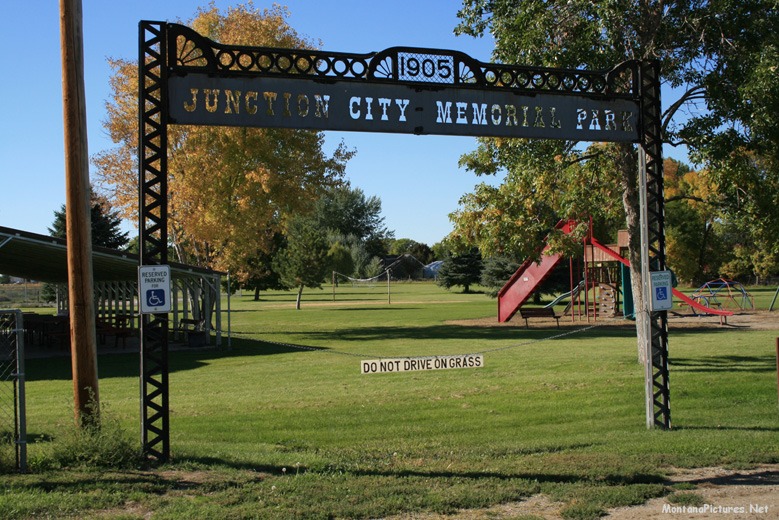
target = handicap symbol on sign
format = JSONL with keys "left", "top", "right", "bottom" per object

{"left": 655, "top": 286, "right": 668, "bottom": 301}
{"left": 146, "top": 289, "right": 165, "bottom": 308}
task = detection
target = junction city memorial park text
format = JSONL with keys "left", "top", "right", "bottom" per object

{"left": 169, "top": 76, "right": 639, "bottom": 141}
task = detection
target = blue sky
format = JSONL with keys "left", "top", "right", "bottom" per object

{"left": 0, "top": 1, "right": 687, "bottom": 246}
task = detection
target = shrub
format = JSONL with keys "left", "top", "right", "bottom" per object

{"left": 43, "top": 399, "right": 142, "bottom": 470}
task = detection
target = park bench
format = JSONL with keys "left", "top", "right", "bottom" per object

{"left": 95, "top": 314, "right": 133, "bottom": 348}
{"left": 518, "top": 307, "right": 560, "bottom": 329}
{"left": 177, "top": 317, "right": 207, "bottom": 347}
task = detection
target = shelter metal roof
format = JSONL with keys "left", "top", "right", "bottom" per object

{"left": 0, "top": 226, "right": 221, "bottom": 283}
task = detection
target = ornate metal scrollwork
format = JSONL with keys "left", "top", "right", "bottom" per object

{"left": 166, "top": 23, "right": 637, "bottom": 99}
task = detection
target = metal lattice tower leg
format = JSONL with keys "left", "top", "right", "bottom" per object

{"left": 639, "top": 60, "right": 671, "bottom": 429}
{"left": 139, "top": 21, "right": 170, "bottom": 461}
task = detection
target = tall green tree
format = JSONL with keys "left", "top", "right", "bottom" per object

{"left": 389, "top": 238, "right": 435, "bottom": 265}
{"left": 327, "top": 240, "right": 355, "bottom": 282}
{"left": 312, "top": 185, "right": 393, "bottom": 258}
{"left": 454, "top": 0, "right": 779, "bottom": 358}
{"left": 678, "top": 3, "right": 779, "bottom": 283}
{"left": 663, "top": 159, "right": 727, "bottom": 285}
{"left": 480, "top": 255, "right": 519, "bottom": 298}
{"left": 45, "top": 190, "right": 130, "bottom": 303}
{"left": 93, "top": 4, "right": 352, "bottom": 283}
{"left": 273, "top": 215, "right": 330, "bottom": 310}
{"left": 244, "top": 232, "right": 287, "bottom": 301}
{"left": 437, "top": 248, "right": 483, "bottom": 293}
{"left": 49, "top": 189, "right": 129, "bottom": 250}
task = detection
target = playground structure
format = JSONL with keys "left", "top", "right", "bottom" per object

{"left": 497, "top": 220, "right": 736, "bottom": 323}
{"left": 689, "top": 278, "right": 754, "bottom": 312}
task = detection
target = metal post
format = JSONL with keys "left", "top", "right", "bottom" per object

{"left": 15, "top": 311, "right": 27, "bottom": 473}
{"left": 638, "top": 60, "right": 671, "bottom": 429}
{"left": 770, "top": 286, "right": 779, "bottom": 311}
{"left": 387, "top": 268, "right": 391, "bottom": 305}
{"left": 584, "top": 232, "right": 590, "bottom": 322}
{"left": 138, "top": 21, "right": 170, "bottom": 462}
{"left": 227, "top": 271, "right": 232, "bottom": 349}
{"left": 214, "top": 276, "right": 222, "bottom": 347}
{"left": 569, "top": 257, "right": 574, "bottom": 323}
{"left": 638, "top": 151, "right": 655, "bottom": 428}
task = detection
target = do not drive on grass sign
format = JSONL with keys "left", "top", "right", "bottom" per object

{"left": 361, "top": 354, "right": 484, "bottom": 374}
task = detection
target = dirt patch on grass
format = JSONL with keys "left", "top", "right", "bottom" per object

{"left": 385, "top": 465, "right": 779, "bottom": 520}
{"left": 607, "top": 465, "right": 779, "bottom": 520}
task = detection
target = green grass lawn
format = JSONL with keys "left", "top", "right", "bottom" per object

{"left": 2, "top": 281, "right": 778, "bottom": 519}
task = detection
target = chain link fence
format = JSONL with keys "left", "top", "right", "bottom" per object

{"left": 0, "top": 282, "right": 49, "bottom": 307}
{"left": 0, "top": 310, "right": 26, "bottom": 472}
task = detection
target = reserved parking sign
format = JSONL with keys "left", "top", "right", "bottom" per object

{"left": 649, "top": 270, "right": 673, "bottom": 311}
{"left": 138, "top": 265, "right": 171, "bottom": 314}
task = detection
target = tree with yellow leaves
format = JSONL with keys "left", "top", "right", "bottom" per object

{"left": 663, "top": 159, "right": 724, "bottom": 285}
{"left": 93, "top": 3, "right": 353, "bottom": 283}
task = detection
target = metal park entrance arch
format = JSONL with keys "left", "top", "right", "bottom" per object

{"left": 139, "top": 21, "right": 669, "bottom": 461}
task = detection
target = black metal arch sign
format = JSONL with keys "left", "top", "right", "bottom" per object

{"left": 166, "top": 24, "right": 640, "bottom": 141}
{"left": 139, "top": 21, "right": 669, "bottom": 462}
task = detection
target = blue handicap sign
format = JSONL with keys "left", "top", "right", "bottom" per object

{"left": 655, "top": 286, "right": 668, "bottom": 301}
{"left": 146, "top": 289, "right": 166, "bottom": 308}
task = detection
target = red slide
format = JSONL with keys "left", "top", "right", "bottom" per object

{"left": 497, "top": 220, "right": 576, "bottom": 322}
{"left": 588, "top": 237, "right": 734, "bottom": 317}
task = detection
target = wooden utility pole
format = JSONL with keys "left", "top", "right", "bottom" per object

{"left": 60, "top": 0, "right": 99, "bottom": 424}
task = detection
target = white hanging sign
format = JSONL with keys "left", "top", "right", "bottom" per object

{"left": 361, "top": 354, "right": 484, "bottom": 374}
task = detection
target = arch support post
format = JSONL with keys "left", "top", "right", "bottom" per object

{"left": 638, "top": 60, "right": 671, "bottom": 429}
{"left": 138, "top": 20, "right": 170, "bottom": 462}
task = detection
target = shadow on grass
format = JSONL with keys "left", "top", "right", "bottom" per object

{"left": 324, "top": 306, "right": 423, "bottom": 312}
{"left": 674, "top": 425, "right": 779, "bottom": 433}
{"left": 282, "top": 323, "right": 616, "bottom": 343}
{"left": 667, "top": 326, "right": 757, "bottom": 336}
{"left": 24, "top": 336, "right": 331, "bottom": 381}
{"left": 136, "top": 453, "right": 666, "bottom": 488}
{"left": 169, "top": 455, "right": 293, "bottom": 475}
{"left": 26, "top": 320, "right": 769, "bottom": 382}
{"left": 670, "top": 355, "right": 776, "bottom": 373}
{"left": 23, "top": 321, "right": 614, "bottom": 381}
{"left": 684, "top": 469, "right": 779, "bottom": 486}
{"left": 166, "top": 453, "right": 668, "bottom": 489}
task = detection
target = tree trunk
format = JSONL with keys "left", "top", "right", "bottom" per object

{"left": 617, "top": 143, "right": 649, "bottom": 364}
{"left": 696, "top": 222, "right": 712, "bottom": 283}
{"left": 295, "top": 284, "right": 303, "bottom": 310}
{"left": 254, "top": 286, "right": 260, "bottom": 301}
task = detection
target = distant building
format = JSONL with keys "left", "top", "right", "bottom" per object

{"left": 423, "top": 260, "right": 444, "bottom": 280}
